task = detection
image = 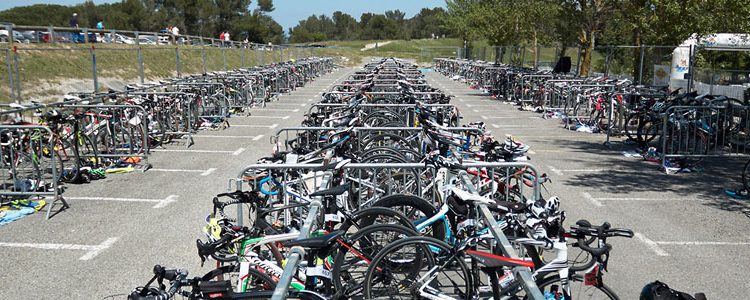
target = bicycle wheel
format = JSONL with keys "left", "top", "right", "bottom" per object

{"left": 372, "top": 194, "right": 446, "bottom": 242}
{"left": 202, "top": 264, "right": 277, "bottom": 292}
{"left": 532, "top": 274, "right": 618, "bottom": 300}
{"left": 332, "top": 224, "right": 420, "bottom": 299}
{"left": 363, "top": 236, "right": 472, "bottom": 299}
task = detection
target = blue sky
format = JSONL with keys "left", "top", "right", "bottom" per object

{"left": 0, "top": 0, "right": 447, "bottom": 32}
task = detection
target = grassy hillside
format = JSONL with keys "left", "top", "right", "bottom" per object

{"left": 1, "top": 39, "right": 598, "bottom": 103}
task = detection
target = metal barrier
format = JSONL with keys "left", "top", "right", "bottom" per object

{"left": 273, "top": 126, "right": 484, "bottom": 154}
{"left": 232, "top": 162, "right": 543, "bottom": 299}
{"left": 660, "top": 104, "right": 750, "bottom": 171}
{"left": 0, "top": 125, "right": 66, "bottom": 219}
{"left": 65, "top": 104, "right": 151, "bottom": 159}
{"left": 307, "top": 103, "right": 458, "bottom": 127}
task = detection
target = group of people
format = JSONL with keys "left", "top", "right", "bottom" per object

{"left": 219, "top": 31, "right": 231, "bottom": 46}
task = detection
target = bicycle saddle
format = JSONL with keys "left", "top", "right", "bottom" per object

{"left": 286, "top": 230, "right": 344, "bottom": 249}
{"left": 309, "top": 182, "right": 351, "bottom": 197}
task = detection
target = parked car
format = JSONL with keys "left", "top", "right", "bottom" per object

{"left": 102, "top": 33, "right": 134, "bottom": 44}
{"left": 70, "top": 31, "right": 97, "bottom": 43}
{"left": 0, "top": 29, "right": 26, "bottom": 43}
{"left": 137, "top": 35, "right": 157, "bottom": 45}
{"left": 41, "top": 32, "right": 69, "bottom": 43}
{"left": 20, "top": 30, "right": 41, "bottom": 43}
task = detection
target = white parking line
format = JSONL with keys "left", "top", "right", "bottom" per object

{"left": 547, "top": 166, "right": 603, "bottom": 175}
{"left": 66, "top": 194, "right": 179, "bottom": 208}
{"left": 191, "top": 135, "right": 261, "bottom": 139}
{"left": 151, "top": 149, "right": 238, "bottom": 154}
{"left": 231, "top": 124, "right": 278, "bottom": 129}
{"left": 0, "top": 237, "right": 119, "bottom": 260}
{"left": 483, "top": 116, "right": 538, "bottom": 119}
{"left": 200, "top": 168, "right": 217, "bottom": 176}
{"left": 581, "top": 192, "right": 604, "bottom": 207}
{"left": 583, "top": 192, "right": 702, "bottom": 203}
{"left": 148, "top": 168, "right": 216, "bottom": 177}
{"left": 249, "top": 115, "right": 290, "bottom": 119}
{"left": 466, "top": 104, "right": 499, "bottom": 107}
{"left": 232, "top": 148, "right": 246, "bottom": 155}
{"left": 491, "top": 124, "right": 530, "bottom": 128}
{"left": 635, "top": 233, "right": 670, "bottom": 256}
{"left": 252, "top": 135, "right": 265, "bottom": 141}
{"left": 300, "top": 103, "right": 308, "bottom": 107}
{"left": 251, "top": 108, "right": 299, "bottom": 112}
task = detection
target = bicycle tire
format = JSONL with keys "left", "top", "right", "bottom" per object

{"left": 202, "top": 264, "right": 277, "bottom": 292}
{"left": 332, "top": 224, "right": 420, "bottom": 299}
{"left": 363, "top": 236, "right": 473, "bottom": 300}
{"left": 372, "top": 194, "right": 446, "bottom": 242}
{"left": 531, "top": 273, "right": 619, "bottom": 300}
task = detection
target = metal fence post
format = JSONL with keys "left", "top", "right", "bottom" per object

{"left": 222, "top": 47, "right": 227, "bottom": 71}
{"left": 604, "top": 46, "right": 612, "bottom": 77}
{"left": 175, "top": 46, "right": 181, "bottom": 78}
{"left": 90, "top": 46, "right": 98, "bottom": 93}
{"left": 687, "top": 45, "right": 696, "bottom": 92}
{"left": 240, "top": 47, "right": 245, "bottom": 67}
{"left": 575, "top": 46, "right": 582, "bottom": 76}
{"left": 135, "top": 32, "right": 144, "bottom": 83}
{"left": 638, "top": 45, "right": 645, "bottom": 84}
{"left": 201, "top": 43, "right": 207, "bottom": 74}
{"left": 48, "top": 26, "right": 55, "bottom": 44}
{"left": 5, "top": 48, "right": 15, "bottom": 103}
{"left": 83, "top": 28, "right": 89, "bottom": 44}
{"left": 13, "top": 47, "right": 21, "bottom": 101}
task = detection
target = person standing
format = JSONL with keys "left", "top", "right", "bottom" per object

{"left": 224, "top": 31, "right": 230, "bottom": 47}
{"left": 96, "top": 19, "right": 104, "bottom": 30}
{"left": 69, "top": 13, "right": 79, "bottom": 28}
{"left": 171, "top": 25, "right": 180, "bottom": 44}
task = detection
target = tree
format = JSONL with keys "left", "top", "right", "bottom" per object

{"left": 257, "top": 0, "right": 275, "bottom": 13}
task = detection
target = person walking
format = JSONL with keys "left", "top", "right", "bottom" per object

{"left": 171, "top": 25, "right": 180, "bottom": 44}
{"left": 69, "top": 13, "right": 79, "bottom": 28}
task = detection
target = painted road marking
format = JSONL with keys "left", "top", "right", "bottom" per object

{"left": 192, "top": 135, "right": 261, "bottom": 139}
{"left": 491, "top": 124, "right": 532, "bottom": 128}
{"left": 635, "top": 233, "right": 670, "bottom": 256}
{"left": 152, "top": 149, "right": 239, "bottom": 154}
{"left": 232, "top": 148, "right": 246, "bottom": 155}
{"left": 252, "top": 135, "right": 265, "bottom": 141}
{"left": 148, "top": 168, "right": 216, "bottom": 176}
{"left": 249, "top": 115, "right": 290, "bottom": 119}
{"left": 251, "top": 108, "right": 299, "bottom": 112}
{"left": 467, "top": 104, "right": 501, "bottom": 108}
{"left": 231, "top": 124, "right": 278, "bottom": 129}
{"left": 201, "top": 168, "right": 217, "bottom": 176}
{"left": 0, "top": 237, "right": 119, "bottom": 260}
{"left": 547, "top": 166, "right": 603, "bottom": 175}
{"left": 582, "top": 192, "right": 702, "bottom": 206}
{"left": 581, "top": 192, "right": 604, "bottom": 207}
{"left": 66, "top": 195, "right": 179, "bottom": 209}
{"left": 482, "top": 116, "right": 538, "bottom": 119}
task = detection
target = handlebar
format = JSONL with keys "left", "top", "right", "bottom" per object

{"left": 128, "top": 266, "right": 188, "bottom": 300}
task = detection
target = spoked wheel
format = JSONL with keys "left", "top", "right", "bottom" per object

{"left": 332, "top": 224, "right": 419, "bottom": 299}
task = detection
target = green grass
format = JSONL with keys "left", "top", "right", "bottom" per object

{"left": 1, "top": 43, "right": 290, "bottom": 103}
{"left": 0, "top": 39, "right": 610, "bottom": 103}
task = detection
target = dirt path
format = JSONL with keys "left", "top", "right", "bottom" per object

{"left": 360, "top": 40, "right": 392, "bottom": 51}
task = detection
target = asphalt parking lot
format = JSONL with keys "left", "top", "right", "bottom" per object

{"left": 0, "top": 64, "right": 747, "bottom": 299}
